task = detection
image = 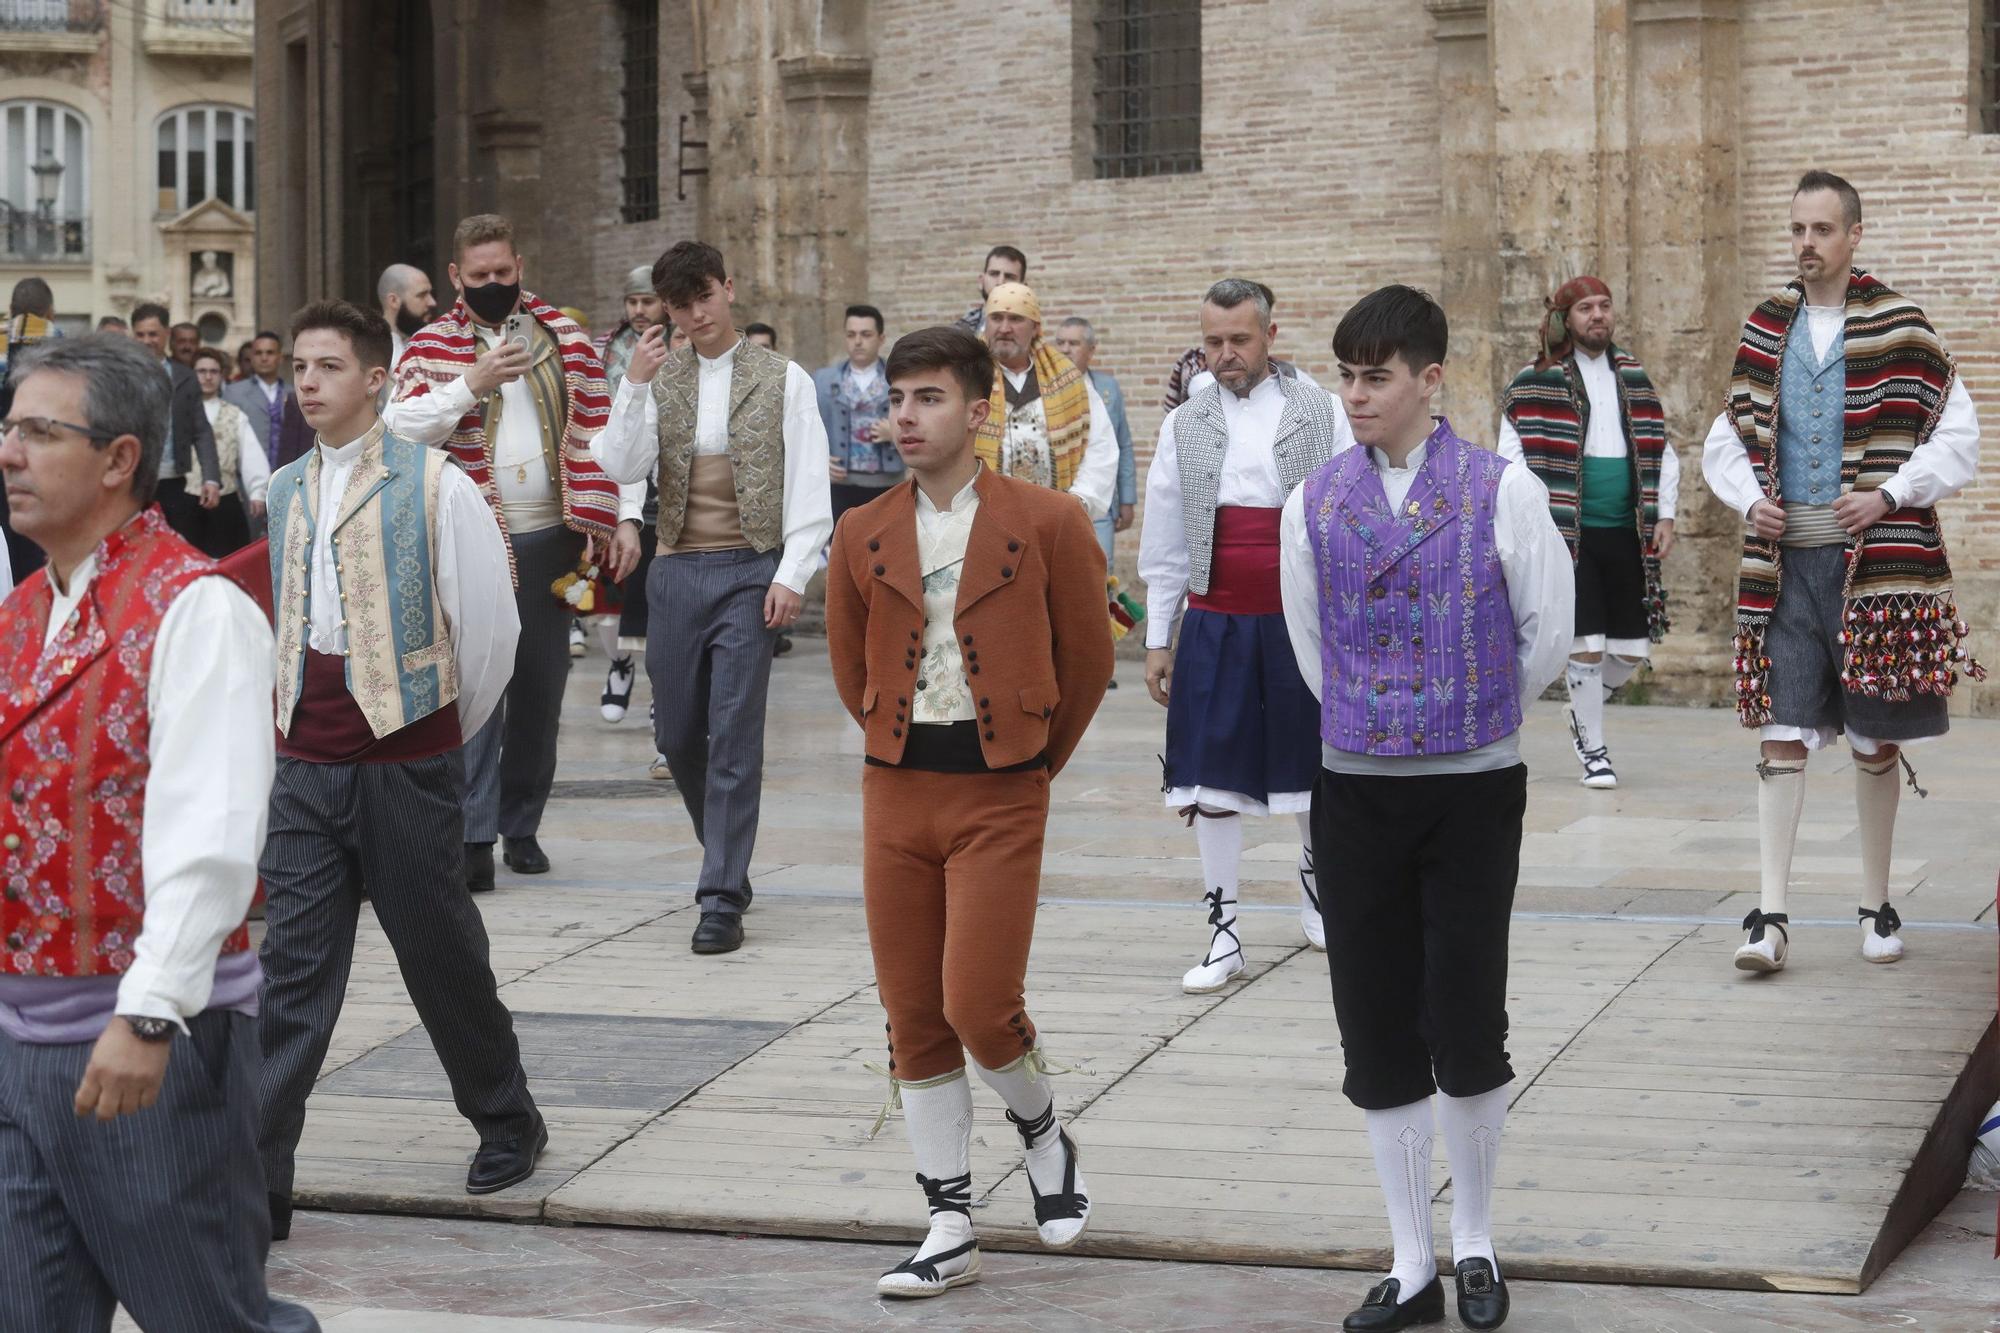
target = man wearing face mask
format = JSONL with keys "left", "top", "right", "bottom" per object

{"left": 385, "top": 213, "right": 646, "bottom": 891}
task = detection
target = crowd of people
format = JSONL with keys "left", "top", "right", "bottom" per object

{"left": 0, "top": 166, "right": 1984, "bottom": 1331}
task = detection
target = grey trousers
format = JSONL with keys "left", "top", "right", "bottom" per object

{"left": 465, "top": 524, "right": 586, "bottom": 844}
{"left": 256, "top": 752, "right": 539, "bottom": 1197}
{"left": 647, "top": 547, "right": 780, "bottom": 914}
{"left": 0, "top": 1014, "right": 320, "bottom": 1333}
{"left": 1766, "top": 542, "right": 1950, "bottom": 742}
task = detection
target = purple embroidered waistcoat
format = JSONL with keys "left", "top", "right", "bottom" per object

{"left": 1303, "top": 420, "right": 1521, "bottom": 757}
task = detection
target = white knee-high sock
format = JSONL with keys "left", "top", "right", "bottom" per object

{"left": 1855, "top": 753, "right": 1900, "bottom": 913}
{"left": 1193, "top": 810, "right": 1242, "bottom": 919}
{"left": 594, "top": 616, "right": 625, "bottom": 663}
{"left": 970, "top": 1052, "right": 1071, "bottom": 1202}
{"left": 900, "top": 1071, "right": 975, "bottom": 1251}
{"left": 1364, "top": 1097, "right": 1436, "bottom": 1299}
{"left": 1294, "top": 810, "right": 1315, "bottom": 897}
{"left": 1437, "top": 1085, "right": 1508, "bottom": 1271}
{"left": 1566, "top": 659, "right": 1606, "bottom": 751}
{"left": 1602, "top": 654, "right": 1641, "bottom": 691}
{"left": 1757, "top": 758, "right": 1808, "bottom": 917}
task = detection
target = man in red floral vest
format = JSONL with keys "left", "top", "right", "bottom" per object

{"left": 0, "top": 334, "right": 317, "bottom": 1329}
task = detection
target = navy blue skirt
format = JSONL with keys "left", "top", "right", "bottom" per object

{"left": 1163, "top": 608, "right": 1322, "bottom": 802}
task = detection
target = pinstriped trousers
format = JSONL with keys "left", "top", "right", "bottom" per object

{"left": 0, "top": 1013, "right": 320, "bottom": 1332}
{"left": 646, "top": 547, "right": 780, "bottom": 915}
{"left": 256, "top": 752, "right": 539, "bottom": 1197}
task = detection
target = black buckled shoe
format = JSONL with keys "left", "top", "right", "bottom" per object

{"left": 466, "top": 1114, "right": 547, "bottom": 1195}
{"left": 464, "top": 842, "right": 496, "bottom": 894}
{"left": 691, "top": 911, "right": 744, "bottom": 955}
{"left": 502, "top": 835, "right": 550, "bottom": 875}
{"left": 1454, "top": 1257, "right": 1509, "bottom": 1329}
{"left": 268, "top": 1191, "right": 293, "bottom": 1242}
{"left": 1342, "top": 1276, "right": 1445, "bottom": 1331}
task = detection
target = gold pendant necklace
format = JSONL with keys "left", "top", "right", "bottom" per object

{"left": 517, "top": 464, "right": 529, "bottom": 484}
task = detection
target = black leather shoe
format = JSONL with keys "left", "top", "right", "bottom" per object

{"left": 1455, "top": 1257, "right": 1509, "bottom": 1329}
{"left": 691, "top": 911, "right": 744, "bottom": 954}
{"left": 502, "top": 835, "right": 550, "bottom": 875}
{"left": 464, "top": 842, "right": 495, "bottom": 894}
{"left": 268, "top": 1192, "right": 292, "bottom": 1242}
{"left": 466, "top": 1115, "right": 547, "bottom": 1195}
{"left": 1342, "top": 1276, "right": 1445, "bottom": 1331}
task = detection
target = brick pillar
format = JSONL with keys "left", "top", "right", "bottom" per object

{"left": 1428, "top": 1, "right": 1503, "bottom": 433}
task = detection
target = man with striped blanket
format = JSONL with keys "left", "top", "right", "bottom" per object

{"left": 1701, "top": 171, "right": 1982, "bottom": 975}
{"left": 1499, "top": 276, "right": 1678, "bottom": 789}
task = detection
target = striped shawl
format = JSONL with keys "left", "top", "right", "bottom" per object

{"left": 977, "top": 338, "right": 1090, "bottom": 490}
{"left": 1726, "top": 269, "right": 1981, "bottom": 724}
{"left": 1500, "top": 348, "right": 1671, "bottom": 642}
{"left": 393, "top": 291, "right": 619, "bottom": 582}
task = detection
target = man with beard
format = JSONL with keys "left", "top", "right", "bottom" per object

{"left": 976, "top": 282, "right": 1115, "bottom": 523}
{"left": 1701, "top": 170, "right": 1982, "bottom": 974}
{"left": 1498, "top": 277, "right": 1679, "bottom": 789}
{"left": 954, "top": 244, "right": 1026, "bottom": 337}
{"left": 378, "top": 262, "right": 438, "bottom": 369}
{"left": 386, "top": 213, "right": 643, "bottom": 890}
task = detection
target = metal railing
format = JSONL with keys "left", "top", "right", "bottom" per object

{"left": 163, "top": 0, "right": 252, "bottom": 28}
{"left": 0, "top": 201, "right": 88, "bottom": 262}
{"left": 0, "top": 0, "right": 97, "bottom": 31}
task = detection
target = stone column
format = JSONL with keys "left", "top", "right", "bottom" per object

{"left": 1427, "top": 0, "right": 1503, "bottom": 433}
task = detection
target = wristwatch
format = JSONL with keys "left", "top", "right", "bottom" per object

{"left": 119, "top": 1015, "right": 176, "bottom": 1042}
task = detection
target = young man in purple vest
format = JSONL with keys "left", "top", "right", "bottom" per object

{"left": 1280, "top": 287, "right": 1571, "bottom": 1332}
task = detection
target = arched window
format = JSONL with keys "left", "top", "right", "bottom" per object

{"left": 156, "top": 104, "right": 255, "bottom": 213}
{"left": 0, "top": 99, "right": 88, "bottom": 220}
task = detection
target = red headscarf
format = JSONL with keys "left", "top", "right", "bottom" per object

{"left": 1536, "top": 275, "right": 1612, "bottom": 370}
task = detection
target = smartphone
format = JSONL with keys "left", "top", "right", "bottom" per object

{"left": 503, "top": 313, "right": 531, "bottom": 352}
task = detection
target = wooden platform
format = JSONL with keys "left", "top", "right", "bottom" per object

{"left": 290, "top": 893, "right": 1997, "bottom": 1295}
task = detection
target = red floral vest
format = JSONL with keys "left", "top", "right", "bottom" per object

{"left": 0, "top": 507, "right": 253, "bottom": 976}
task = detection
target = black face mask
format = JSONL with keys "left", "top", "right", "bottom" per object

{"left": 394, "top": 305, "right": 428, "bottom": 336}
{"left": 462, "top": 280, "right": 520, "bottom": 326}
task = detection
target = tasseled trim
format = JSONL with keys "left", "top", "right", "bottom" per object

{"left": 1733, "top": 626, "right": 1775, "bottom": 727}
{"left": 1836, "top": 593, "right": 1984, "bottom": 701}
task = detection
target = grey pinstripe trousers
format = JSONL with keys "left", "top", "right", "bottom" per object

{"left": 0, "top": 1013, "right": 320, "bottom": 1332}
{"left": 647, "top": 547, "right": 780, "bottom": 915}
{"left": 255, "top": 752, "right": 539, "bottom": 1197}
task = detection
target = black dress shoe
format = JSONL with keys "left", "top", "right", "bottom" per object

{"left": 690, "top": 911, "right": 744, "bottom": 954}
{"left": 1342, "top": 1276, "right": 1444, "bottom": 1331}
{"left": 464, "top": 842, "right": 496, "bottom": 894}
{"left": 268, "top": 1192, "right": 293, "bottom": 1242}
{"left": 466, "top": 1115, "right": 548, "bottom": 1195}
{"left": 502, "top": 835, "right": 550, "bottom": 875}
{"left": 1455, "top": 1257, "right": 1509, "bottom": 1330}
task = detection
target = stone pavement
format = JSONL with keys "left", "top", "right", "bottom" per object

{"left": 240, "top": 638, "right": 1998, "bottom": 1327}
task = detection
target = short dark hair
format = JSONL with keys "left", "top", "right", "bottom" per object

{"left": 1794, "top": 169, "right": 1862, "bottom": 228}
{"left": 9, "top": 277, "right": 53, "bottom": 318}
{"left": 1333, "top": 285, "right": 1449, "bottom": 374}
{"left": 886, "top": 324, "right": 994, "bottom": 405}
{"left": 845, "top": 304, "right": 884, "bottom": 334}
{"left": 170, "top": 321, "right": 198, "bottom": 338}
{"left": 744, "top": 321, "right": 777, "bottom": 345}
{"left": 129, "top": 302, "right": 170, "bottom": 331}
{"left": 252, "top": 330, "right": 283, "bottom": 347}
{"left": 984, "top": 245, "right": 1027, "bottom": 278}
{"left": 191, "top": 346, "right": 230, "bottom": 371}
{"left": 96, "top": 316, "right": 128, "bottom": 332}
{"left": 10, "top": 334, "right": 170, "bottom": 499}
{"left": 652, "top": 240, "right": 729, "bottom": 307}
{"left": 289, "top": 299, "right": 394, "bottom": 371}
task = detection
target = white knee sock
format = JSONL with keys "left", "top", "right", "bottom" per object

{"left": 1193, "top": 811, "right": 1242, "bottom": 946}
{"left": 1365, "top": 1097, "right": 1437, "bottom": 1299}
{"left": 1437, "top": 1085, "right": 1508, "bottom": 1271}
{"left": 1854, "top": 753, "right": 1899, "bottom": 913}
{"left": 1566, "top": 658, "right": 1606, "bottom": 751}
{"left": 1602, "top": 654, "right": 1641, "bottom": 691}
{"left": 1294, "top": 810, "right": 1316, "bottom": 902}
{"left": 1757, "top": 758, "right": 1808, "bottom": 918}
{"left": 970, "top": 1052, "right": 1068, "bottom": 1197}
{"left": 899, "top": 1071, "right": 975, "bottom": 1253}
{"left": 594, "top": 617, "right": 625, "bottom": 663}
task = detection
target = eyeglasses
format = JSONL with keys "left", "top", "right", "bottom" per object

{"left": 0, "top": 416, "right": 120, "bottom": 447}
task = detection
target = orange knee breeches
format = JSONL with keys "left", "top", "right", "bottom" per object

{"left": 861, "top": 763, "right": 1051, "bottom": 1082}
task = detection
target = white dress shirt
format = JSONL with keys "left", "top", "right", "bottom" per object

{"left": 0, "top": 530, "right": 12, "bottom": 602}
{"left": 911, "top": 472, "right": 981, "bottom": 724}
{"left": 1279, "top": 439, "right": 1574, "bottom": 773}
{"left": 204, "top": 396, "right": 271, "bottom": 504}
{"left": 1186, "top": 363, "right": 1323, "bottom": 399}
{"left": 1138, "top": 374, "right": 1356, "bottom": 651}
{"left": 37, "top": 551, "right": 274, "bottom": 1029}
{"left": 995, "top": 362, "right": 1117, "bottom": 521}
{"left": 1700, "top": 374, "right": 1980, "bottom": 518}
{"left": 593, "top": 338, "right": 835, "bottom": 594}
{"left": 1494, "top": 353, "right": 1681, "bottom": 519}
{"left": 309, "top": 426, "right": 521, "bottom": 739}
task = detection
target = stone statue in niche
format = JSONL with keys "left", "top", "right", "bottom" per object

{"left": 191, "top": 249, "right": 233, "bottom": 299}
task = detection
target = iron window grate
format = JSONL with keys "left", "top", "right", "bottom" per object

{"left": 620, "top": 0, "right": 660, "bottom": 223}
{"left": 1092, "top": 0, "right": 1202, "bottom": 180}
